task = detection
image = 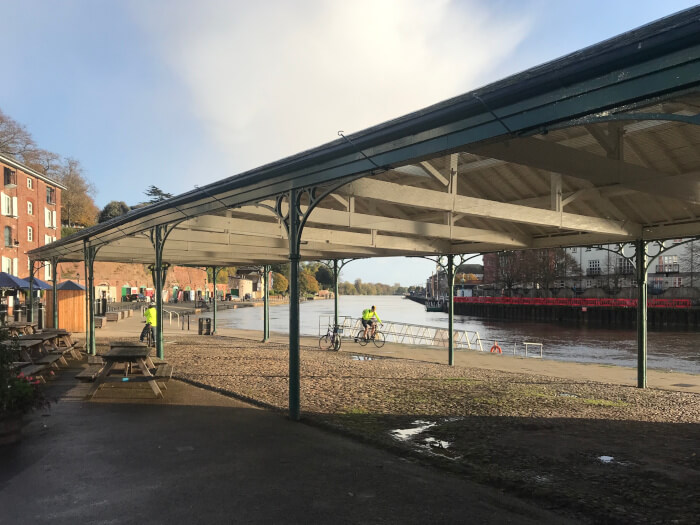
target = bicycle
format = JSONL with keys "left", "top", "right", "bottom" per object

{"left": 354, "top": 324, "right": 385, "bottom": 348}
{"left": 142, "top": 322, "right": 154, "bottom": 347}
{"left": 319, "top": 324, "right": 342, "bottom": 351}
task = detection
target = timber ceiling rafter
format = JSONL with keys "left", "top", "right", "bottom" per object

{"left": 26, "top": 9, "right": 700, "bottom": 268}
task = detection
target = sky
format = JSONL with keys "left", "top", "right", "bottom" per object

{"left": 0, "top": 0, "right": 696, "bottom": 286}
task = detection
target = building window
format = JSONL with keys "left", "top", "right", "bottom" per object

{"left": 27, "top": 201, "right": 33, "bottom": 215}
{"left": 27, "top": 177, "right": 33, "bottom": 189}
{"left": 617, "top": 257, "right": 634, "bottom": 275}
{"left": 3, "top": 167, "right": 17, "bottom": 187}
{"left": 587, "top": 260, "right": 601, "bottom": 276}
{"left": 46, "top": 187, "right": 56, "bottom": 205}
{"left": 27, "top": 226, "right": 33, "bottom": 242}
{"left": 572, "top": 247, "right": 577, "bottom": 253}
{"left": 672, "top": 277, "right": 682, "bottom": 288}
{"left": 44, "top": 208, "right": 57, "bottom": 229}
{"left": 4, "top": 226, "right": 12, "bottom": 247}
{"left": 1, "top": 192, "right": 16, "bottom": 217}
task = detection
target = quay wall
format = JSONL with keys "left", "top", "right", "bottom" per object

{"left": 405, "top": 295, "right": 699, "bottom": 329}
{"left": 453, "top": 302, "right": 700, "bottom": 329}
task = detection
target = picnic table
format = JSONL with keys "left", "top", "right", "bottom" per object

{"left": 86, "top": 343, "right": 164, "bottom": 399}
{"left": 39, "top": 329, "right": 83, "bottom": 358}
{"left": 6, "top": 321, "right": 38, "bottom": 336}
{"left": 16, "top": 338, "right": 66, "bottom": 380}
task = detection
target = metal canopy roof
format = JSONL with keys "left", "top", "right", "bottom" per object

{"left": 29, "top": 8, "right": 700, "bottom": 267}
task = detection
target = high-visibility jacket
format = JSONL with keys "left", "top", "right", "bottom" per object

{"left": 362, "top": 308, "right": 381, "bottom": 323}
{"left": 144, "top": 306, "right": 157, "bottom": 326}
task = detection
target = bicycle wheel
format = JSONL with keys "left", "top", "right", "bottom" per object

{"left": 372, "top": 331, "right": 385, "bottom": 348}
{"left": 319, "top": 334, "right": 332, "bottom": 350}
{"left": 333, "top": 334, "right": 342, "bottom": 351}
{"left": 357, "top": 332, "right": 368, "bottom": 346}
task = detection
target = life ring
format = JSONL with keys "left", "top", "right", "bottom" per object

{"left": 490, "top": 342, "right": 502, "bottom": 354}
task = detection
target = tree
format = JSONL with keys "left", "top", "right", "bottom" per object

{"left": 299, "top": 271, "right": 319, "bottom": 295}
{"left": 98, "top": 201, "right": 130, "bottom": 223}
{"left": 272, "top": 272, "right": 288, "bottom": 294}
{"left": 23, "top": 149, "right": 62, "bottom": 180}
{"left": 0, "top": 109, "right": 36, "bottom": 161}
{"left": 680, "top": 240, "right": 700, "bottom": 289}
{"left": 144, "top": 185, "right": 173, "bottom": 203}
{"left": 315, "top": 265, "right": 333, "bottom": 288}
{"left": 58, "top": 158, "right": 99, "bottom": 227}
{"left": 207, "top": 266, "right": 236, "bottom": 284}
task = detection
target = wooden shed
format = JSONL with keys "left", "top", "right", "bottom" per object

{"left": 45, "top": 280, "right": 86, "bottom": 332}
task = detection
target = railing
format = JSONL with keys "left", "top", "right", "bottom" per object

{"left": 319, "top": 316, "right": 485, "bottom": 351}
{"left": 454, "top": 297, "right": 693, "bottom": 308}
{"left": 655, "top": 263, "right": 680, "bottom": 273}
{"left": 162, "top": 309, "right": 180, "bottom": 326}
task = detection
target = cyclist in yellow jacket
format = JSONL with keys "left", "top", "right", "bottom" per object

{"left": 360, "top": 305, "right": 381, "bottom": 340}
{"left": 140, "top": 303, "right": 157, "bottom": 345}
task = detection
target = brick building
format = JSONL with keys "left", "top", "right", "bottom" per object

{"left": 0, "top": 153, "right": 63, "bottom": 280}
{"left": 56, "top": 261, "right": 217, "bottom": 303}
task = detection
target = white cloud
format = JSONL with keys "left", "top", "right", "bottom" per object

{"left": 133, "top": 0, "right": 532, "bottom": 173}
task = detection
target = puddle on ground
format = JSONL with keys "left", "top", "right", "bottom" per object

{"left": 391, "top": 420, "right": 436, "bottom": 441}
{"left": 423, "top": 437, "right": 450, "bottom": 449}
{"left": 598, "top": 455, "right": 614, "bottom": 463}
{"left": 351, "top": 355, "right": 373, "bottom": 361}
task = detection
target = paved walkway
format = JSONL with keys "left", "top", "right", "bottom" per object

{"left": 1, "top": 358, "right": 574, "bottom": 524}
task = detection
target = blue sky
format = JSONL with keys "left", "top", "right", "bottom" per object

{"left": 1, "top": 0, "right": 696, "bottom": 286}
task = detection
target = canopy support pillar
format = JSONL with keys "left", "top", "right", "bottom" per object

{"left": 333, "top": 260, "right": 339, "bottom": 329}
{"left": 211, "top": 266, "right": 222, "bottom": 335}
{"left": 27, "top": 260, "right": 35, "bottom": 323}
{"left": 50, "top": 256, "right": 60, "bottom": 329}
{"left": 447, "top": 254, "right": 455, "bottom": 366}
{"left": 635, "top": 239, "right": 648, "bottom": 388}
{"left": 263, "top": 265, "right": 270, "bottom": 342}
{"left": 149, "top": 224, "right": 178, "bottom": 360}
{"left": 83, "top": 241, "right": 98, "bottom": 356}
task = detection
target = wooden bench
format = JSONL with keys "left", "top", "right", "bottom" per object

{"left": 76, "top": 364, "right": 105, "bottom": 381}
{"left": 87, "top": 355, "right": 105, "bottom": 365}
{"left": 94, "top": 317, "right": 105, "bottom": 328}
{"left": 154, "top": 363, "right": 173, "bottom": 390}
{"left": 18, "top": 363, "right": 48, "bottom": 382}
{"left": 105, "top": 312, "right": 120, "bottom": 322}
{"left": 36, "top": 354, "right": 66, "bottom": 368}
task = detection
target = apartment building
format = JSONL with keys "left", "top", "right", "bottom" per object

{"left": 482, "top": 241, "right": 698, "bottom": 295}
{"left": 0, "top": 153, "right": 64, "bottom": 280}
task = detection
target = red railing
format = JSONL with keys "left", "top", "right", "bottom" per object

{"left": 453, "top": 297, "right": 692, "bottom": 308}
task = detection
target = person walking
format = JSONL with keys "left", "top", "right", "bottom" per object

{"left": 140, "top": 303, "right": 157, "bottom": 345}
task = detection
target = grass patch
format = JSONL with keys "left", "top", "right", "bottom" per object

{"left": 581, "top": 398, "right": 628, "bottom": 407}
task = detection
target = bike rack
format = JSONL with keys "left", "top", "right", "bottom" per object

{"left": 319, "top": 316, "right": 485, "bottom": 350}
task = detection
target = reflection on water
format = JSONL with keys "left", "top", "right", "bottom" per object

{"left": 214, "top": 295, "right": 700, "bottom": 374}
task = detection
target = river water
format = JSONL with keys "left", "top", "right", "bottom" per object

{"left": 213, "top": 295, "right": 700, "bottom": 374}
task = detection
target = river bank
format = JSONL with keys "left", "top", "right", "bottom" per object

{"left": 90, "top": 328, "right": 699, "bottom": 524}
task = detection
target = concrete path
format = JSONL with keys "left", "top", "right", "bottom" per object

{"left": 0, "top": 361, "right": 574, "bottom": 524}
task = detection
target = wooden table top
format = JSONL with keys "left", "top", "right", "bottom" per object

{"left": 104, "top": 346, "right": 151, "bottom": 360}
{"left": 17, "top": 333, "right": 59, "bottom": 341}
{"left": 17, "top": 339, "right": 44, "bottom": 348}
{"left": 7, "top": 321, "right": 37, "bottom": 327}
{"left": 109, "top": 341, "right": 147, "bottom": 348}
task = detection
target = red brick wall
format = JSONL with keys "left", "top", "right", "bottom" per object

{"left": 57, "top": 261, "right": 211, "bottom": 300}
{"left": 0, "top": 159, "right": 61, "bottom": 278}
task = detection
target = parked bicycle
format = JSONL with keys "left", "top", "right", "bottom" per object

{"left": 319, "top": 324, "right": 342, "bottom": 351}
{"left": 354, "top": 324, "right": 385, "bottom": 348}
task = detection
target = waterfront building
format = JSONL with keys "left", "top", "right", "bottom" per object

{"left": 0, "top": 153, "right": 64, "bottom": 315}
{"left": 482, "top": 241, "right": 700, "bottom": 297}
